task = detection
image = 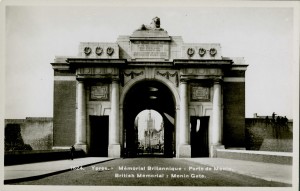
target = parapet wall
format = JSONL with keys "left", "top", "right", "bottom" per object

{"left": 4, "top": 117, "right": 293, "bottom": 153}
{"left": 216, "top": 149, "right": 292, "bottom": 165}
{"left": 5, "top": 117, "right": 53, "bottom": 150}
{"left": 245, "top": 118, "right": 293, "bottom": 152}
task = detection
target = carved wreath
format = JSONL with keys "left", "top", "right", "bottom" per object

{"left": 156, "top": 71, "right": 179, "bottom": 87}
{"left": 84, "top": 47, "right": 92, "bottom": 55}
{"left": 199, "top": 48, "right": 206, "bottom": 57}
{"left": 124, "top": 71, "right": 144, "bottom": 79}
{"left": 187, "top": 48, "right": 195, "bottom": 57}
{"left": 95, "top": 47, "right": 103, "bottom": 56}
{"left": 106, "top": 47, "right": 114, "bottom": 56}
{"left": 209, "top": 48, "right": 217, "bottom": 57}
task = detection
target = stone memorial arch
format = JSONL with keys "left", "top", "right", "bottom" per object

{"left": 51, "top": 17, "right": 247, "bottom": 158}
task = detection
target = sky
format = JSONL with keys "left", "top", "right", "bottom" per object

{"left": 2, "top": 2, "right": 299, "bottom": 120}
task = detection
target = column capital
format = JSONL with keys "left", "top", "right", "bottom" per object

{"left": 112, "top": 77, "right": 120, "bottom": 83}
{"left": 213, "top": 77, "right": 223, "bottom": 84}
{"left": 180, "top": 78, "right": 189, "bottom": 84}
{"left": 76, "top": 79, "right": 85, "bottom": 83}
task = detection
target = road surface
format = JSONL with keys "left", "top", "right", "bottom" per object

{"left": 12, "top": 158, "right": 290, "bottom": 186}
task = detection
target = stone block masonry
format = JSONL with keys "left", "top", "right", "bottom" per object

{"left": 5, "top": 117, "right": 53, "bottom": 150}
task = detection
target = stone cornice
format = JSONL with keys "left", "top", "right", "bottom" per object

{"left": 66, "top": 58, "right": 127, "bottom": 67}
{"left": 51, "top": 63, "right": 70, "bottom": 70}
{"left": 76, "top": 75, "right": 120, "bottom": 81}
{"left": 52, "top": 58, "right": 243, "bottom": 71}
{"left": 173, "top": 59, "right": 233, "bottom": 66}
{"left": 130, "top": 29, "right": 171, "bottom": 41}
{"left": 230, "top": 65, "right": 249, "bottom": 70}
{"left": 129, "top": 37, "right": 171, "bottom": 41}
{"left": 180, "top": 75, "right": 223, "bottom": 81}
{"left": 127, "top": 61, "right": 173, "bottom": 67}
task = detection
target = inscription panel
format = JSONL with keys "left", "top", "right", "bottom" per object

{"left": 131, "top": 41, "right": 169, "bottom": 59}
{"left": 90, "top": 85, "right": 109, "bottom": 101}
{"left": 191, "top": 86, "right": 210, "bottom": 102}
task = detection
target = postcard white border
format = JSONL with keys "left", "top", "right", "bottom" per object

{"left": 0, "top": 0, "right": 299, "bottom": 191}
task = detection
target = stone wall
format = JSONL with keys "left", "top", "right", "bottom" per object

{"left": 216, "top": 149, "right": 292, "bottom": 165}
{"left": 245, "top": 118, "right": 293, "bottom": 152}
{"left": 5, "top": 117, "right": 53, "bottom": 150}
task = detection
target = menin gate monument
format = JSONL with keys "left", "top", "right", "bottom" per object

{"left": 51, "top": 17, "right": 247, "bottom": 158}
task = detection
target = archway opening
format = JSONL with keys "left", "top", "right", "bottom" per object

{"left": 123, "top": 80, "right": 175, "bottom": 158}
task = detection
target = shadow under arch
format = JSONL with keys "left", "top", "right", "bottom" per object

{"left": 122, "top": 80, "right": 176, "bottom": 158}
{"left": 120, "top": 76, "right": 180, "bottom": 108}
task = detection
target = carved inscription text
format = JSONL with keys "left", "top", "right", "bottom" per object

{"left": 131, "top": 41, "right": 169, "bottom": 59}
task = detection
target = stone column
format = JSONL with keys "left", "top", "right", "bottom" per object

{"left": 108, "top": 79, "right": 121, "bottom": 157}
{"left": 178, "top": 79, "right": 191, "bottom": 157}
{"left": 75, "top": 80, "right": 87, "bottom": 152}
{"left": 210, "top": 79, "right": 224, "bottom": 157}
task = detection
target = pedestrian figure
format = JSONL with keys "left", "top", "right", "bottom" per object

{"left": 265, "top": 116, "right": 270, "bottom": 127}
{"left": 271, "top": 112, "right": 277, "bottom": 138}
{"left": 279, "top": 117, "right": 284, "bottom": 129}
{"left": 272, "top": 112, "right": 276, "bottom": 123}
{"left": 70, "top": 145, "right": 75, "bottom": 160}
{"left": 272, "top": 122, "right": 276, "bottom": 138}
{"left": 283, "top": 116, "right": 289, "bottom": 131}
{"left": 276, "top": 116, "right": 281, "bottom": 139}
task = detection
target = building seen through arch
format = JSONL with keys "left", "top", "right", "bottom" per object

{"left": 51, "top": 17, "right": 247, "bottom": 158}
{"left": 133, "top": 110, "right": 165, "bottom": 156}
{"left": 143, "top": 111, "right": 164, "bottom": 153}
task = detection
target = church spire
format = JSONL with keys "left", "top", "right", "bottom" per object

{"left": 148, "top": 110, "right": 152, "bottom": 120}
